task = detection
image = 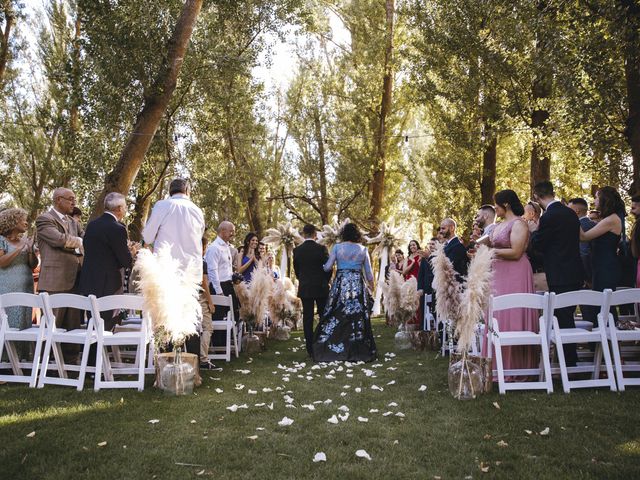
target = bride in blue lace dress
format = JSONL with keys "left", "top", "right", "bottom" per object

{"left": 312, "top": 223, "right": 377, "bottom": 362}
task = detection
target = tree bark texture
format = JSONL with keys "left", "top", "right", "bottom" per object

{"left": 369, "top": 0, "right": 394, "bottom": 225}
{"left": 90, "top": 0, "right": 203, "bottom": 220}
{"left": 313, "top": 106, "right": 330, "bottom": 225}
{"left": 621, "top": 0, "right": 640, "bottom": 195}
{"left": 480, "top": 136, "right": 497, "bottom": 205}
{"left": 0, "top": 1, "right": 15, "bottom": 86}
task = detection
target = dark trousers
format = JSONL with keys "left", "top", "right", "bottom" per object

{"left": 550, "top": 284, "right": 580, "bottom": 366}
{"left": 211, "top": 280, "right": 239, "bottom": 347}
{"left": 302, "top": 296, "right": 327, "bottom": 355}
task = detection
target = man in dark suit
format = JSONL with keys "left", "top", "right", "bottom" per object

{"left": 531, "top": 181, "right": 584, "bottom": 366}
{"left": 293, "top": 224, "right": 330, "bottom": 357}
{"left": 439, "top": 218, "right": 468, "bottom": 280}
{"left": 79, "top": 192, "right": 137, "bottom": 331}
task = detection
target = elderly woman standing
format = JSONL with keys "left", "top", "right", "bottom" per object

{"left": 0, "top": 208, "right": 38, "bottom": 330}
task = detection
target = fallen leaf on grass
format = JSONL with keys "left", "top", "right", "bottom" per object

{"left": 355, "top": 449, "right": 371, "bottom": 460}
{"left": 97, "top": 441, "right": 107, "bottom": 447}
{"left": 313, "top": 452, "right": 327, "bottom": 463}
{"left": 540, "top": 427, "right": 550, "bottom": 436}
{"left": 497, "top": 440, "right": 508, "bottom": 447}
{"left": 277, "top": 417, "right": 294, "bottom": 427}
{"left": 26, "top": 431, "right": 36, "bottom": 438}
{"left": 492, "top": 402, "right": 500, "bottom": 410}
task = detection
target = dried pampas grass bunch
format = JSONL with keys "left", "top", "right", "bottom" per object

{"left": 432, "top": 243, "right": 462, "bottom": 328}
{"left": 234, "top": 267, "right": 274, "bottom": 330}
{"left": 382, "top": 270, "right": 403, "bottom": 323}
{"left": 457, "top": 245, "right": 494, "bottom": 352}
{"left": 133, "top": 247, "right": 202, "bottom": 349}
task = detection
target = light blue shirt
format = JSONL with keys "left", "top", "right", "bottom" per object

{"left": 324, "top": 242, "right": 373, "bottom": 282}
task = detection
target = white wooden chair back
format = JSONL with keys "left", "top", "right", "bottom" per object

{"left": 0, "top": 292, "right": 48, "bottom": 387}
{"left": 607, "top": 288, "right": 640, "bottom": 391}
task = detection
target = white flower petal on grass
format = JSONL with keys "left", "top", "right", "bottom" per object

{"left": 346, "top": 374, "right": 354, "bottom": 378}
{"left": 369, "top": 409, "right": 379, "bottom": 413}
{"left": 255, "top": 403, "right": 266, "bottom": 407}
{"left": 371, "top": 385, "right": 384, "bottom": 391}
{"left": 26, "top": 431, "right": 36, "bottom": 438}
{"left": 285, "top": 404, "right": 297, "bottom": 409}
{"left": 540, "top": 427, "right": 550, "bottom": 436}
{"left": 343, "top": 385, "right": 351, "bottom": 389}
{"left": 387, "top": 402, "right": 398, "bottom": 407}
{"left": 215, "top": 388, "right": 223, "bottom": 394}
{"left": 226, "top": 405, "right": 239, "bottom": 412}
{"left": 190, "top": 420, "right": 197, "bottom": 424}
{"left": 275, "top": 351, "right": 281, "bottom": 355}
{"left": 234, "top": 369, "right": 251, "bottom": 374}
{"left": 355, "top": 449, "right": 372, "bottom": 461}
{"left": 313, "top": 452, "right": 327, "bottom": 463}
{"left": 327, "top": 415, "right": 339, "bottom": 424}
{"left": 338, "top": 405, "right": 350, "bottom": 412}
{"left": 382, "top": 411, "right": 393, "bottom": 417}
{"left": 306, "top": 376, "right": 314, "bottom": 381}
{"left": 262, "top": 387, "right": 273, "bottom": 393}
{"left": 355, "top": 387, "right": 362, "bottom": 393}
{"left": 256, "top": 427, "right": 266, "bottom": 431}
{"left": 325, "top": 375, "right": 336, "bottom": 380}
{"left": 340, "top": 392, "right": 347, "bottom": 397}
{"left": 301, "top": 404, "right": 316, "bottom": 411}
{"left": 338, "top": 412, "right": 350, "bottom": 422}
{"left": 283, "top": 395, "right": 294, "bottom": 404}
{"left": 277, "top": 417, "right": 294, "bottom": 427}
{"left": 247, "top": 389, "right": 257, "bottom": 395}
{"left": 395, "top": 412, "right": 405, "bottom": 418}
{"left": 418, "top": 385, "right": 427, "bottom": 392}
{"left": 235, "top": 384, "right": 245, "bottom": 390}
{"left": 148, "top": 419, "right": 160, "bottom": 424}
{"left": 387, "top": 367, "right": 397, "bottom": 371}
{"left": 323, "top": 399, "right": 333, "bottom": 405}
{"left": 357, "top": 417, "right": 369, "bottom": 423}
{"left": 267, "top": 403, "right": 274, "bottom": 410}
{"left": 97, "top": 441, "right": 107, "bottom": 447}
{"left": 238, "top": 404, "right": 248, "bottom": 409}
{"left": 386, "top": 380, "right": 396, "bottom": 386}
{"left": 247, "top": 435, "right": 258, "bottom": 440}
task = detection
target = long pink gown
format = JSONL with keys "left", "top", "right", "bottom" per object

{"left": 488, "top": 218, "right": 540, "bottom": 378}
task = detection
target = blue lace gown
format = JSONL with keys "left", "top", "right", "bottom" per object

{"left": 312, "top": 242, "right": 377, "bottom": 362}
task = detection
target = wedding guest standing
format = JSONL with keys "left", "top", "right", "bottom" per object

{"left": 402, "top": 240, "right": 421, "bottom": 280}
{"left": 0, "top": 208, "right": 38, "bottom": 331}
{"left": 474, "top": 205, "right": 497, "bottom": 237}
{"left": 36, "top": 188, "right": 84, "bottom": 336}
{"left": 523, "top": 201, "right": 542, "bottom": 229}
{"left": 531, "top": 181, "right": 583, "bottom": 367}
{"left": 579, "top": 187, "right": 624, "bottom": 294}
{"left": 143, "top": 178, "right": 205, "bottom": 355}
{"left": 79, "top": 193, "right": 137, "bottom": 330}
{"left": 568, "top": 197, "right": 596, "bottom": 287}
{"left": 312, "top": 223, "right": 376, "bottom": 362}
{"left": 236, "top": 232, "right": 260, "bottom": 283}
{"left": 293, "top": 224, "right": 330, "bottom": 357}
{"left": 439, "top": 218, "right": 468, "bottom": 279}
{"left": 487, "top": 190, "right": 539, "bottom": 378}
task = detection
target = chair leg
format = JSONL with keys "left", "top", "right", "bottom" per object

{"left": 592, "top": 345, "right": 602, "bottom": 380}
{"left": 77, "top": 339, "right": 92, "bottom": 391}
{"left": 226, "top": 323, "right": 232, "bottom": 362}
{"left": 493, "top": 337, "right": 506, "bottom": 395}
{"left": 37, "top": 335, "right": 54, "bottom": 388}
{"left": 29, "top": 337, "right": 45, "bottom": 388}
{"left": 6, "top": 342, "right": 22, "bottom": 376}
{"left": 137, "top": 339, "right": 147, "bottom": 392}
{"left": 52, "top": 343, "right": 66, "bottom": 378}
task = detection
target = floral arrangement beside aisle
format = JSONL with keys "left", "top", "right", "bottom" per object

{"left": 234, "top": 267, "right": 274, "bottom": 352}
{"left": 268, "top": 277, "right": 303, "bottom": 340}
{"left": 262, "top": 222, "right": 304, "bottom": 277}
{"left": 382, "top": 270, "right": 422, "bottom": 350}
{"left": 366, "top": 221, "right": 405, "bottom": 315}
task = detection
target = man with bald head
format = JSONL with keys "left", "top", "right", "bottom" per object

{"left": 438, "top": 218, "right": 468, "bottom": 280}
{"left": 36, "top": 188, "right": 85, "bottom": 359}
{"left": 204, "top": 221, "right": 239, "bottom": 347}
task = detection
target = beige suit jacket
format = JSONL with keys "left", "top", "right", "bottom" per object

{"left": 36, "top": 208, "right": 84, "bottom": 292}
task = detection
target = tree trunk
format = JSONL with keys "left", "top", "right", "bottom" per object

{"left": 621, "top": 0, "right": 640, "bottom": 195}
{"left": 369, "top": 0, "right": 394, "bottom": 225}
{"left": 0, "top": 1, "right": 15, "bottom": 86}
{"left": 530, "top": 0, "right": 553, "bottom": 195}
{"left": 129, "top": 192, "right": 152, "bottom": 242}
{"left": 480, "top": 136, "right": 497, "bottom": 205}
{"left": 90, "top": 0, "right": 203, "bottom": 220}
{"left": 313, "top": 106, "right": 329, "bottom": 225}
{"left": 247, "top": 187, "right": 264, "bottom": 238}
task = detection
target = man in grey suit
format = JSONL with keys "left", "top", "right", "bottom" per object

{"left": 36, "top": 188, "right": 85, "bottom": 352}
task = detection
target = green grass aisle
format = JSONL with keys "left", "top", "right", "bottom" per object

{"left": 1, "top": 317, "right": 639, "bottom": 479}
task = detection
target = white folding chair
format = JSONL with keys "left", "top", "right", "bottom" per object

{"left": 209, "top": 295, "right": 239, "bottom": 362}
{"left": 38, "top": 294, "right": 96, "bottom": 391}
{"left": 548, "top": 290, "right": 616, "bottom": 393}
{"left": 489, "top": 292, "right": 553, "bottom": 394}
{"left": 0, "top": 292, "right": 48, "bottom": 387}
{"left": 423, "top": 294, "right": 435, "bottom": 331}
{"left": 90, "top": 295, "right": 150, "bottom": 392}
{"left": 606, "top": 288, "right": 640, "bottom": 391}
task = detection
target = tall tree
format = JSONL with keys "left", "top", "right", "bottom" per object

{"left": 90, "top": 0, "right": 203, "bottom": 219}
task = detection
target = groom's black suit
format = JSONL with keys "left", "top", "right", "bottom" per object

{"left": 531, "top": 201, "right": 584, "bottom": 366}
{"left": 293, "top": 239, "right": 331, "bottom": 356}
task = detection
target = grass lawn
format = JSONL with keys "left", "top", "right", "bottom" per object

{"left": 1, "top": 317, "right": 639, "bottom": 479}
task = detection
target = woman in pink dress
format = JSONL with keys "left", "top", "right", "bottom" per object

{"left": 488, "top": 190, "right": 539, "bottom": 379}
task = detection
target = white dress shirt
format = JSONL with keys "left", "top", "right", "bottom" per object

{"left": 483, "top": 223, "right": 496, "bottom": 237}
{"left": 204, "top": 236, "right": 233, "bottom": 294}
{"left": 142, "top": 193, "right": 205, "bottom": 279}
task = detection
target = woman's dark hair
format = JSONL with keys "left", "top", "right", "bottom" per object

{"left": 494, "top": 189, "right": 525, "bottom": 216}
{"left": 407, "top": 239, "right": 421, "bottom": 256}
{"left": 597, "top": 186, "right": 625, "bottom": 219}
{"left": 394, "top": 249, "right": 404, "bottom": 255}
{"left": 340, "top": 223, "right": 363, "bottom": 243}
{"left": 242, "top": 232, "right": 260, "bottom": 260}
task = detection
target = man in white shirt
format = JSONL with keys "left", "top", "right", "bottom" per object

{"left": 142, "top": 178, "right": 205, "bottom": 356}
{"left": 142, "top": 178, "right": 205, "bottom": 280}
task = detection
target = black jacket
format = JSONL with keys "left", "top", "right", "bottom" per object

{"left": 79, "top": 213, "right": 132, "bottom": 297}
{"left": 293, "top": 240, "right": 330, "bottom": 299}
{"left": 444, "top": 237, "right": 468, "bottom": 279}
{"left": 530, "top": 201, "right": 584, "bottom": 288}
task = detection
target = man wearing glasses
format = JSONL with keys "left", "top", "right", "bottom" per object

{"left": 36, "top": 187, "right": 84, "bottom": 362}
